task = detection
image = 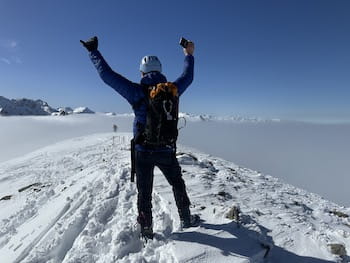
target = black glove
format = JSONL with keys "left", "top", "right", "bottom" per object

{"left": 80, "top": 36, "right": 98, "bottom": 52}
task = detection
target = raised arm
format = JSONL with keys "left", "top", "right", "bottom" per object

{"left": 174, "top": 41, "right": 195, "bottom": 96}
{"left": 81, "top": 36, "right": 140, "bottom": 105}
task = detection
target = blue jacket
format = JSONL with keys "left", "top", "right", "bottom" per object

{"left": 89, "top": 50, "right": 194, "bottom": 149}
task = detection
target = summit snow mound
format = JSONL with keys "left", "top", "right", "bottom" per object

{"left": 0, "top": 133, "right": 349, "bottom": 262}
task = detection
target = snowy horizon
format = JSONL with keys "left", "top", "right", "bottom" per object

{"left": 2, "top": 94, "right": 350, "bottom": 125}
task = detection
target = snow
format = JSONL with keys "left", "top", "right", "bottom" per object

{"left": 0, "top": 128, "right": 349, "bottom": 262}
{"left": 72, "top": 107, "right": 95, "bottom": 114}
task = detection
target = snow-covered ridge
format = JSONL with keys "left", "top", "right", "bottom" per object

{"left": 0, "top": 133, "right": 348, "bottom": 262}
{"left": 0, "top": 96, "right": 94, "bottom": 116}
{"left": 179, "top": 112, "right": 280, "bottom": 123}
{"left": 0, "top": 96, "right": 57, "bottom": 116}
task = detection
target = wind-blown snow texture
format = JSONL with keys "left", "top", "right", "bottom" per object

{"left": 0, "top": 133, "right": 349, "bottom": 262}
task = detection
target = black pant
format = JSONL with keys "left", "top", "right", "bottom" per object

{"left": 135, "top": 150, "right": 191, "bottom": 227}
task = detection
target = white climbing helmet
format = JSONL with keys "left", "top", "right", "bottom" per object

{"left": 139, "top": 55, "right": 162, "bottom": 73}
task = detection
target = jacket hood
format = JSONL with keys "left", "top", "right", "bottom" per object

{"left": 140, "top": 72, "right": 167, "bottom": 86}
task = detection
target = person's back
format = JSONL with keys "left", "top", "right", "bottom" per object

{"left": 81, "top": 36, "right": 198, "bottom": 239}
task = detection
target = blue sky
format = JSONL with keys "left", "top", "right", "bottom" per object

{"left": 1, "top": 0, "right": 349, "bottom": 122}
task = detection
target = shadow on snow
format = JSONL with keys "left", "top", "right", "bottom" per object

{"left": 171, "top": 219, "right": 335, "bottom": 263}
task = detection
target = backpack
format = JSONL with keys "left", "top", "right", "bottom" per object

{"left": 143, "top": 82, "right": 179, "bottom": 147}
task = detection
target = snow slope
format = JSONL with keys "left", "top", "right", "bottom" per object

{"left": 0, "top": 133, "right": 349, "bottom": 262}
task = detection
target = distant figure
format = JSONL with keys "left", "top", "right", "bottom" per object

{"left": 113, "top": 124, "right": 118, "bottom": 133}
{"left": 59, "top": 110, "right": 66, "bottom": 116}
{"left": 81, "top": 36, "right": 198, "bottom": 239}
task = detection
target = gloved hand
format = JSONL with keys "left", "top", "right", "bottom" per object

{"left": 80, "top": 36, "right": 98, "bottom": 52}
{"left": 184, "top": 41, "right": 194, "bottom": 56}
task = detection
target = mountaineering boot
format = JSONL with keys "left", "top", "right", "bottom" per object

{"left": 140, "top": 226, "right": 154, "bottom": 240}
{"left": 179, "top": 207, "right": 200, "bottom": 228}
{"left": 137, "top": 212, "right": 154, "bottom": 240}
{"left": 181, "top": 214, "right": 201, "bottom": 228}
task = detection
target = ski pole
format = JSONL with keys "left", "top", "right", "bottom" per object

{"left": 131, "top": 139, "right": 136, "bottom": 182}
